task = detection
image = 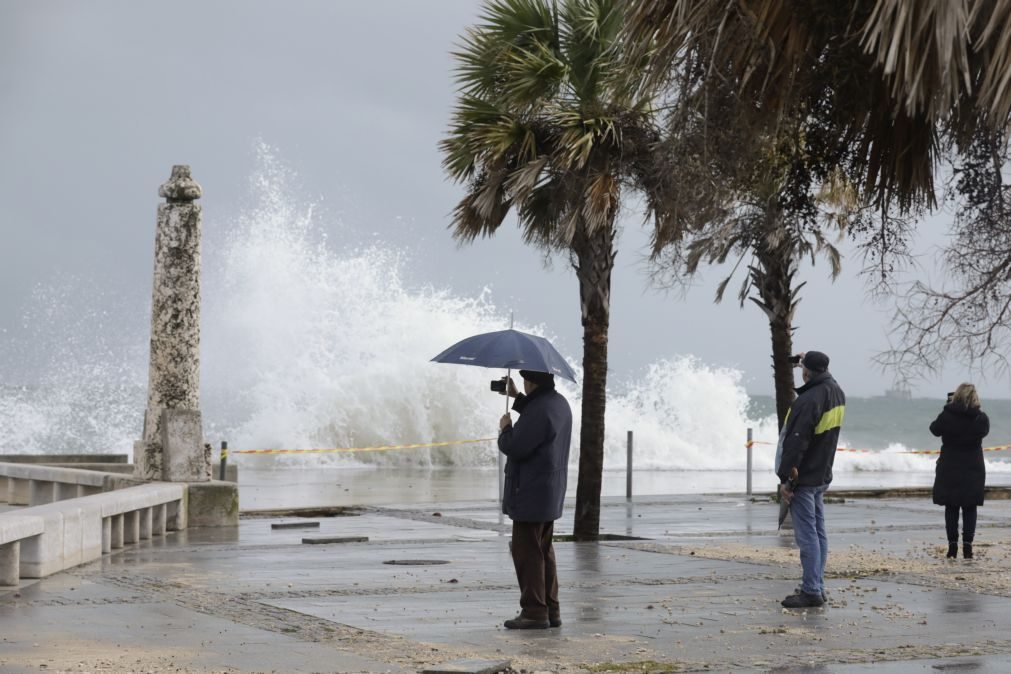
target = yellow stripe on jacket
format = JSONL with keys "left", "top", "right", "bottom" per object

{"left": 814, "top": 405, "right": 846, "bottom": 435}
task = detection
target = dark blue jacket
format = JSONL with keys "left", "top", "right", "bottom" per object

{"left": 777, "top": 372, "right": 846, "bottom": 487}
{"left": 498, "top": 386, "right": 572, "bottom": 522}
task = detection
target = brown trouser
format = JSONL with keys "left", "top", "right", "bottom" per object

{"left": 510, "top": 520, "right": 559, "bottom": 621}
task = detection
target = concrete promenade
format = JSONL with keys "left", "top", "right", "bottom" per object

{"left": 3, "top": 493, "right": 1011, "bottom": 673}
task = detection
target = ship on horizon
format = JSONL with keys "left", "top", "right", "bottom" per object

{"left": 884, "top": 385, "right": 913, "bottom": 400}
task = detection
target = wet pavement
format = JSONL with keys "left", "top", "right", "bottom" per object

{"left": 3, "top": 493, "right": 1011, "bottom": 673}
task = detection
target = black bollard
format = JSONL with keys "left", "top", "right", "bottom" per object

{"left": 219, "top": 440, "right": 228, "bottom": 481}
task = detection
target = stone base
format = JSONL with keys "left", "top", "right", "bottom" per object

{"left": 133, "top": 440, "right": 162, "bottom": 481}
{"left": 186, "top": 481, "right": 238, "bottom": 527}
{"left": 162, "top": 410, "right": 210, "bottom": 482}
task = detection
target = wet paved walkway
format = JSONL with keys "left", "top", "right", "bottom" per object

{"left": 4, "top": 493, "right": 1011, "bottom": 673}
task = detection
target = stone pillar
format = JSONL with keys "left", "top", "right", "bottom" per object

{"left": 140, "top": 508, "right": 153, "bottom": 540}
{"left": 0, "top": 542, "right": 19, "bottom": 586}
{"left": 134, "top": 165, "right": 210, "bottom": 483}
{"left": 9, "top": 479, "right": 28, "bottom": 506}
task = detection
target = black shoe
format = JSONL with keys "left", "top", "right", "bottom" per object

{"left": 964, "top": 543, "right": 973, "bottom": 559}
{"left": 504, "top": 615, "right": 550, "bottom": 629}
{"left": 795, "top": 586, "right": 828, "bottom": 602}
{"left": 549, "top": 615, "right": 562, "bottom": 628}
{"left": 947, "top": 542, "right": 958, "bottom": 559}
{"left": 781, "top": 591, "right": 825, "bottom": 608}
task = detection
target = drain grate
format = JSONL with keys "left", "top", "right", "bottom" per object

{"left": 382, "top": 559, "right": 450, "bottom": 566}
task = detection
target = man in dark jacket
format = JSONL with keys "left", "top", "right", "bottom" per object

{"left": 777, "top": 351, "right": 846, "bottom": 609}
{"left": 497, "top": 369, "right": 572, "bottom": 629}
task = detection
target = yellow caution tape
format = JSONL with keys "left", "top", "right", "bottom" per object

{"left": 747, "top": 441, "right": 1011, "bottom": 456}
{"left": 231, "top": 437, "right": 497, "bottom": 455}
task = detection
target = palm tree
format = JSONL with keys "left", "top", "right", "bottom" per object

{"left": 662, "top": 171, "right": 852, "bottom": 427}
{"left": 623, "top": 0, "right": 1011, "bottom": 211}
{"left": 441, "top": 0, "right": 668, "bottom": 539}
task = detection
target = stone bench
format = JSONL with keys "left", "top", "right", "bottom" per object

{"left": 0, "top": 482, "right": 186, "bottom": 584}
{"left": 0, "top": 462, "right": 127, "bottom": 506}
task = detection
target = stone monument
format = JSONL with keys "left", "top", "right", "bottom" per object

{"left": 133, "top": 166, "right": 237, "bottom": 526}
{"left": 134, "top": 165, "right": 210, "bottom": 482}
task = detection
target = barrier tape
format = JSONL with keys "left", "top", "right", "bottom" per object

{"left": 233, "top": 437, "right": 1011, "bottom": 457}
{"left": 747, "top": 441, "right": 1011, "bottom": 456}
{"left": 231, "top": 437, "right": 497, "bottom": 455}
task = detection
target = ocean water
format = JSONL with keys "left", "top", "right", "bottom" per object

{"left": 2, "top": 145, "right": 1010, "bottom": 504}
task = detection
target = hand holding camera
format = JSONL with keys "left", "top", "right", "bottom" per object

{"left": 490, "top": 376, "right": 519, "bottom": 397}
{"left": 789, "top": 352, "right": 806, "bottom": 368}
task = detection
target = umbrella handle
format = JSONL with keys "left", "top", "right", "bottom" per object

{"left": 499, "top": 367, "right": 511, "bottom": 508}
{"left": 504, "top": 368, "right": 512, "bottom": 415}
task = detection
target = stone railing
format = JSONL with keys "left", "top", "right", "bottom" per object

{"left": 0, "top": 463, "right": 129, "bottom": 506}
{"left": 0, "top": 463, "right": 187, "bottom": 585}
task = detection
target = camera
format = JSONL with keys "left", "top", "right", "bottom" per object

{"left": 788, "top": 355, "right": 801, "bottom": 364}
{"left": 490, "top": 379, "right": 507, "bottom": 393}
{"left": 947, "top": 391, "right": 954, "bottom": 403}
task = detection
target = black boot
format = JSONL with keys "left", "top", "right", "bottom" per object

{"left": 963, "top": 542, "right": 973, "bottom": 559}
{"left": 946, "top": 542, "right": 958, "bottom": 558}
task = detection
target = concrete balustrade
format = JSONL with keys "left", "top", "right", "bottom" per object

{"left": 0, "top": 482, "right": 186, "bottom": 583}
{"left": 0, "top": 463, "right": 116, "bottom": 506}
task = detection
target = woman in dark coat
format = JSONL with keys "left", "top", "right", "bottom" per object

{"left": 930, "top": 383, "right": 989, "bottom": 559}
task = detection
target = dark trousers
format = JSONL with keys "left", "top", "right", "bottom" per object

{"left": 945, "top": 505, "right": 978, "bottom": 543}
{"left": 510, "top": 520, "right": 559, "bottom": 621}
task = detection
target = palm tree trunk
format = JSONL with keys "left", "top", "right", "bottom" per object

{"left": 571, "top": 221, "right": 616, "bottom": 541}
{"left": 752, "top": 246, "right": 797, "bottom": 430}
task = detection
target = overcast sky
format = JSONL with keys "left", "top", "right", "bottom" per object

{"left": 0, "top": 0, "right": 998, "bottom": 398}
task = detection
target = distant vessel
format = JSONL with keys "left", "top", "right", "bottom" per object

{"left": 884, "top": 386, "right": 912, "bottom": 400}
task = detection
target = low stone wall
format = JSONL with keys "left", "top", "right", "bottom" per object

{"left": 0, "top": 463, "right": 136, "bottom": 507}
{"left": 0, "top": 455, "right": 238, "bottom": 482}
{"left": 0, "top": 454, "right": 128, "bottom": 464}
{"left": 0, "top": 482, "right": 186, "bottom": 584}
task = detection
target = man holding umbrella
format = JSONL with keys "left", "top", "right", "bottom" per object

{"left": 777, "top": 351, "right": 846, "bottom": 609}
{"left": 497, "top": 369, "right": 572, "bottom": 629}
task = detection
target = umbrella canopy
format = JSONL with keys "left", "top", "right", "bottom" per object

{"left": 431, "top": 328, "right": 577, "bottom": 382}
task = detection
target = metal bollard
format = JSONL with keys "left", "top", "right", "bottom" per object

{"left": 626, "top": 430, "right": 633, "bottom": 500}
{"left": 746, "top": 427, "right": 753, "bottom": 496}
{"left": 219, "top": 440, "right": 228, "bottom": 481}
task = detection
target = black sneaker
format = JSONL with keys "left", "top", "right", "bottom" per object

{"left": 781, "top": 591, "right": 825, "bottom": 608}
{"left": 964, "top": 543, "right": 974, "bottom": 559}
{"left": 946, "top": 542, "right": 958, "bottom": 559}
{"left": 504, "top": 614, "right": 550, "bottom": 629}
{"left": 794, "top": 586, "right": 828, "bottom": 602}
{"left": 549, "top": 615, "right": 562, "bottom": 628}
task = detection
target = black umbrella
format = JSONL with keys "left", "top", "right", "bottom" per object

{"left": 430, "top": 328, "right": 577, "bottom": 382}
{"left": 778, "top": 492, "right": 791, "bottom": 529}
{"left": 778, "top": 480, "right": 795, "bottom": 530}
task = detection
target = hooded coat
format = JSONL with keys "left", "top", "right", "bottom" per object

{"left": 497, "top": 386, "right": 572, "bottom": 522}
{"left": 931, "top": 403, "right": 989, "bottom": 507}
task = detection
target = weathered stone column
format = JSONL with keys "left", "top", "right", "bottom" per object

{"left": 133, "top": 165, "right": 210, "bottom": 483}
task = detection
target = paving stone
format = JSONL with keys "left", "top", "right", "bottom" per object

{"left": 271, "top": 520, "right": 320, "bottom": 529}
{"left": 420, "top": 658, "right": 510, "bottom": 674}
{"left": 301, "top": 535, "right": 369, "bottom": 544}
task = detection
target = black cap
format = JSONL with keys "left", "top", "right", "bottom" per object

{"left": 518, "top": 369, "right": 555, "bottom": 388}
{"left": 802, "top": 351, "right": 830, "bottom": 373}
